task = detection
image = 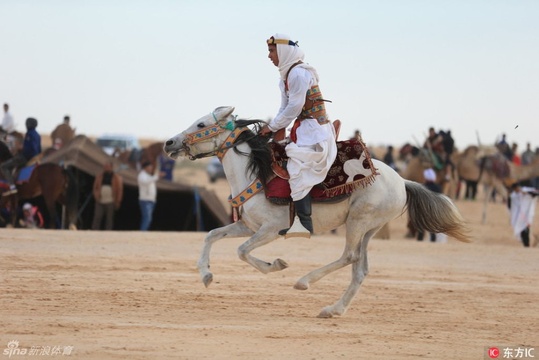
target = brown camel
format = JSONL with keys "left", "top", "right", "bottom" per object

{"left": 400, "top": 146, "right": 459, "bottom": 198}
{"left": 456, "top": 145, "right": 539, "bottom": 223}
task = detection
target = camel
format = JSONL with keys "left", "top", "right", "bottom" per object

{"left": 456, "top": 145, "right": 539, "bottom": 223}
{"left": 399, "top": 145, "right": 459, "bottom": 199}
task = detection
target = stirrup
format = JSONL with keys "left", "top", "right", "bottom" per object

{"left": 283, "top": 216, "right": 311, "bottom": 239}
{"left": 2, "top": 188, "right": 17, "bottom": 197}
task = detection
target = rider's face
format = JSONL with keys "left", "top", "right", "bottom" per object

{"left": 268, "top": 45, "right": 279, "bottom": 67}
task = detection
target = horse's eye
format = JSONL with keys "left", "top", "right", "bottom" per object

{"left": 197, "top": 123, "right": 205, "bottom": 128}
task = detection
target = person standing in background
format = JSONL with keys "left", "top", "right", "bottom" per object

{"left": 158, "top": 153, "right": 175, "bottom": 181}
{"left": 138, "top": 161, "right": 160, "bottom": 231}
{"left": 509, "top": 183, "right": 538, "bottom": 247}
{"left": 92, "top": 161, "right": 123, "bottom": 230}
{"left": 382, "top": 145, "right": 398, "bottom": 171}
{"left": 1, "top": 103, "right": 15, "bottom": 134}
{"left": 520, "top": 142, "right": 536, "bottom": 187}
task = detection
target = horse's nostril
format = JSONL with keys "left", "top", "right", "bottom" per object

{"left": 165, "top": 140, "right": 174, "bottom": 146}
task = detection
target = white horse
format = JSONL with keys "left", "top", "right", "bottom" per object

{"left": 164, "top": 106, "right": 470, "bottom": 318}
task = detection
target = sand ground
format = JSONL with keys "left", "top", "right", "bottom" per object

{"left": 1, "top": 166, "right": 539, "bottom": 359}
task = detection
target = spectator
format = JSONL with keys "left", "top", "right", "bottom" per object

{"left": 511, "top": 143, "right": 521, "bottom": 165}
{"left": 158, "top": 153, "right": 175, "bottom": 181}
{"left": 350, "top": 129, "right": 361, "bottom": 141}
{"left": 521, "top": 143, "right": 535, "bottom": 166}
{"left": 19, "top": 202, "right": 44, "bottom": 229}
{"left": 520, "top": 143, "right": 537, "bottom": 188}
{"left": 424, "top": 127, "right": 444, "bottom": 171}
{"left": 50, "top": 115, "right": 75, "bottom": 148}
{"left": 440, "top": 129, "right": 455, "bottom": 179}
{"left": 0, "top": 117, "right": 41, "bottom": 196}
{"left": 382, "top": 145, "right": 398, "bottom": 171}
{"left": 496, "top": 133, "right": 512, "bottom": 160}
{"left": 509, "top": 183, "right": 538, "bottom": 247}
{"left": 1, "top": 103, "right": 15, "bottom": 134}
{"left": 92, "top": 161, "right": 124, "bottom": 230}
{"left": 424, "top": 127, "right": 443, "bottom": 154}
{"left": 138, "top": 161, "right": 160, "bottom": 231}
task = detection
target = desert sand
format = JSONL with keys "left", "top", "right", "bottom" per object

{"left": 1, "top": 164, "right": 538, "bottom": 359}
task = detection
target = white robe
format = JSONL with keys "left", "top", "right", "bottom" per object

{"left": 269, "top": 66, "right": 337, "bottom": 201}
{"left": 2, "top": 111, "right": 15, "bottom": 133}
{"left": 510, "top": 187, "right": 537, "bottom": 238}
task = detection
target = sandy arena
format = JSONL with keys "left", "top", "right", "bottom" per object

{"left": 1, "top": 167, "right": 539, "bottom": 359}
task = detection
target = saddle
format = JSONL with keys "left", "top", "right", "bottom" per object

{"left": 15, "top": 164, "right": 38, "bottom": 184}
{"left": 265, "top": 132, "right": 378, "bottom": 205}
{"left": 482, "top": 153, "right": 510, "bottom": 179}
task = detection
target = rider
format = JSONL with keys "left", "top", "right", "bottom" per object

{"left": 1, "top": 103, "right": 17, "bottom": 154}
{"left": 1, "top": 103, "right": 15, "bottom": 134}
{"left": 1, "top": 117, "right": 41, "bottom": 196}
{"left": 259, "top": 33, "right": 337, "bottom": 239}
{"left": 50, "top": 115, "right": 75, "bottom": 148}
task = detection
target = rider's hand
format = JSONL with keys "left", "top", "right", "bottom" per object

{"left": 259, "top": 125, "right": 272, "bottom": 136}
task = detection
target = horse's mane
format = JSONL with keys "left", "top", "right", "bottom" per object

{"left": 233, "top": 119, "right": 273, "bottom": 186}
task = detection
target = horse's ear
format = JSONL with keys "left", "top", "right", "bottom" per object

{"left": 213, "top": 106, "right": 235, "bottom": 121}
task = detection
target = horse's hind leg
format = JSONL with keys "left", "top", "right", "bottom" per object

{"left": 294, "top": 222, "right": 377, "bottom": 290}
{"left": 198, "top": 221, "right": 254, "bottom": 287}
{"left": 293, "top": 240, "right": 361, "bottom": 291}
{"left": 318, "top": 232, "right": 373, "bottom": 318}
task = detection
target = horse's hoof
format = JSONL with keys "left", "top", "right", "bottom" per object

{"left": 293, "top": 281, "right": 309, "bottom": 291}
{"left": 202, "top": 273, "right": 213, "bottom": 288}
{"left": 317, "top": 309, "right": 334, "bottom": 318}
{"left": 273, "top": 258, "right": 289, "bottom": 271}
{"left": 68, "top": 224, "right": 77, "bottom": 231}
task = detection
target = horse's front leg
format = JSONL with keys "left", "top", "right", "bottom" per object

{"left": 237, "top": 227, "right": 287, "bottom": 274}
{"left": 198, "top": 221, "right": 254, "bottom": 287}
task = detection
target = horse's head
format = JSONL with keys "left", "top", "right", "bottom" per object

{"left": 164, "top": 106, "right": 235, "bottom": 160}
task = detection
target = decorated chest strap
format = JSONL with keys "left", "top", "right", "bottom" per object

{"left": 228, "top": 179, "right": 264, "bottom": 208}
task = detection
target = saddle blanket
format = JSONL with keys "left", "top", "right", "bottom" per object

{"left": 16, "top": 164, "right": 37, "bottom": 184}
{"left": 266, "top": 139, "right": 378, "bottom": 204}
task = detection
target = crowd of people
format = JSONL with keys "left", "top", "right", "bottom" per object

{"left": 1, "top": 102, "right": 169, "bottom": 231}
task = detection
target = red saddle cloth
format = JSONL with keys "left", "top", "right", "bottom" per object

{"left": 266, "top": 139, "right": 378, "bottom": 204}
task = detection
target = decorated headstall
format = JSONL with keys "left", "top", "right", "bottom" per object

{"left": 181, "top": 112, "right": 248, "bottom": 161}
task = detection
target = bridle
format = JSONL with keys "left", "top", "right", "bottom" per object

{"left": 181, "top": 112, "right": 249, "bottom": 161}
{"left": 180, "top": 111, "right": 266, "bottom": 219}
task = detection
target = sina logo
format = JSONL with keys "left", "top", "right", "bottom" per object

{"left": 3, "top": 340, "right": 27, "bottom": 357}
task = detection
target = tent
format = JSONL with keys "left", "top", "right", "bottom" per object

{"left": 41, "top": 135, "right": 230, "bottom": 231}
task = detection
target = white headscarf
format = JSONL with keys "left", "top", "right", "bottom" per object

{"left": 270, "top": 33, "right": 319, "bottom": 83}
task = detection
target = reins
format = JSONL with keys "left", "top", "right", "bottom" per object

{"left": 181, "top": 112, "right": 267, "bottom": 220}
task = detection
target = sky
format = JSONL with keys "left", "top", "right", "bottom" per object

{"left": 1, "top": 0, "right": 538, "bottom": 151}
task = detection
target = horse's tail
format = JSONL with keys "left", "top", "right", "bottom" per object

{"left": 405, "top": 181, "right": 471, "bottom": 243}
